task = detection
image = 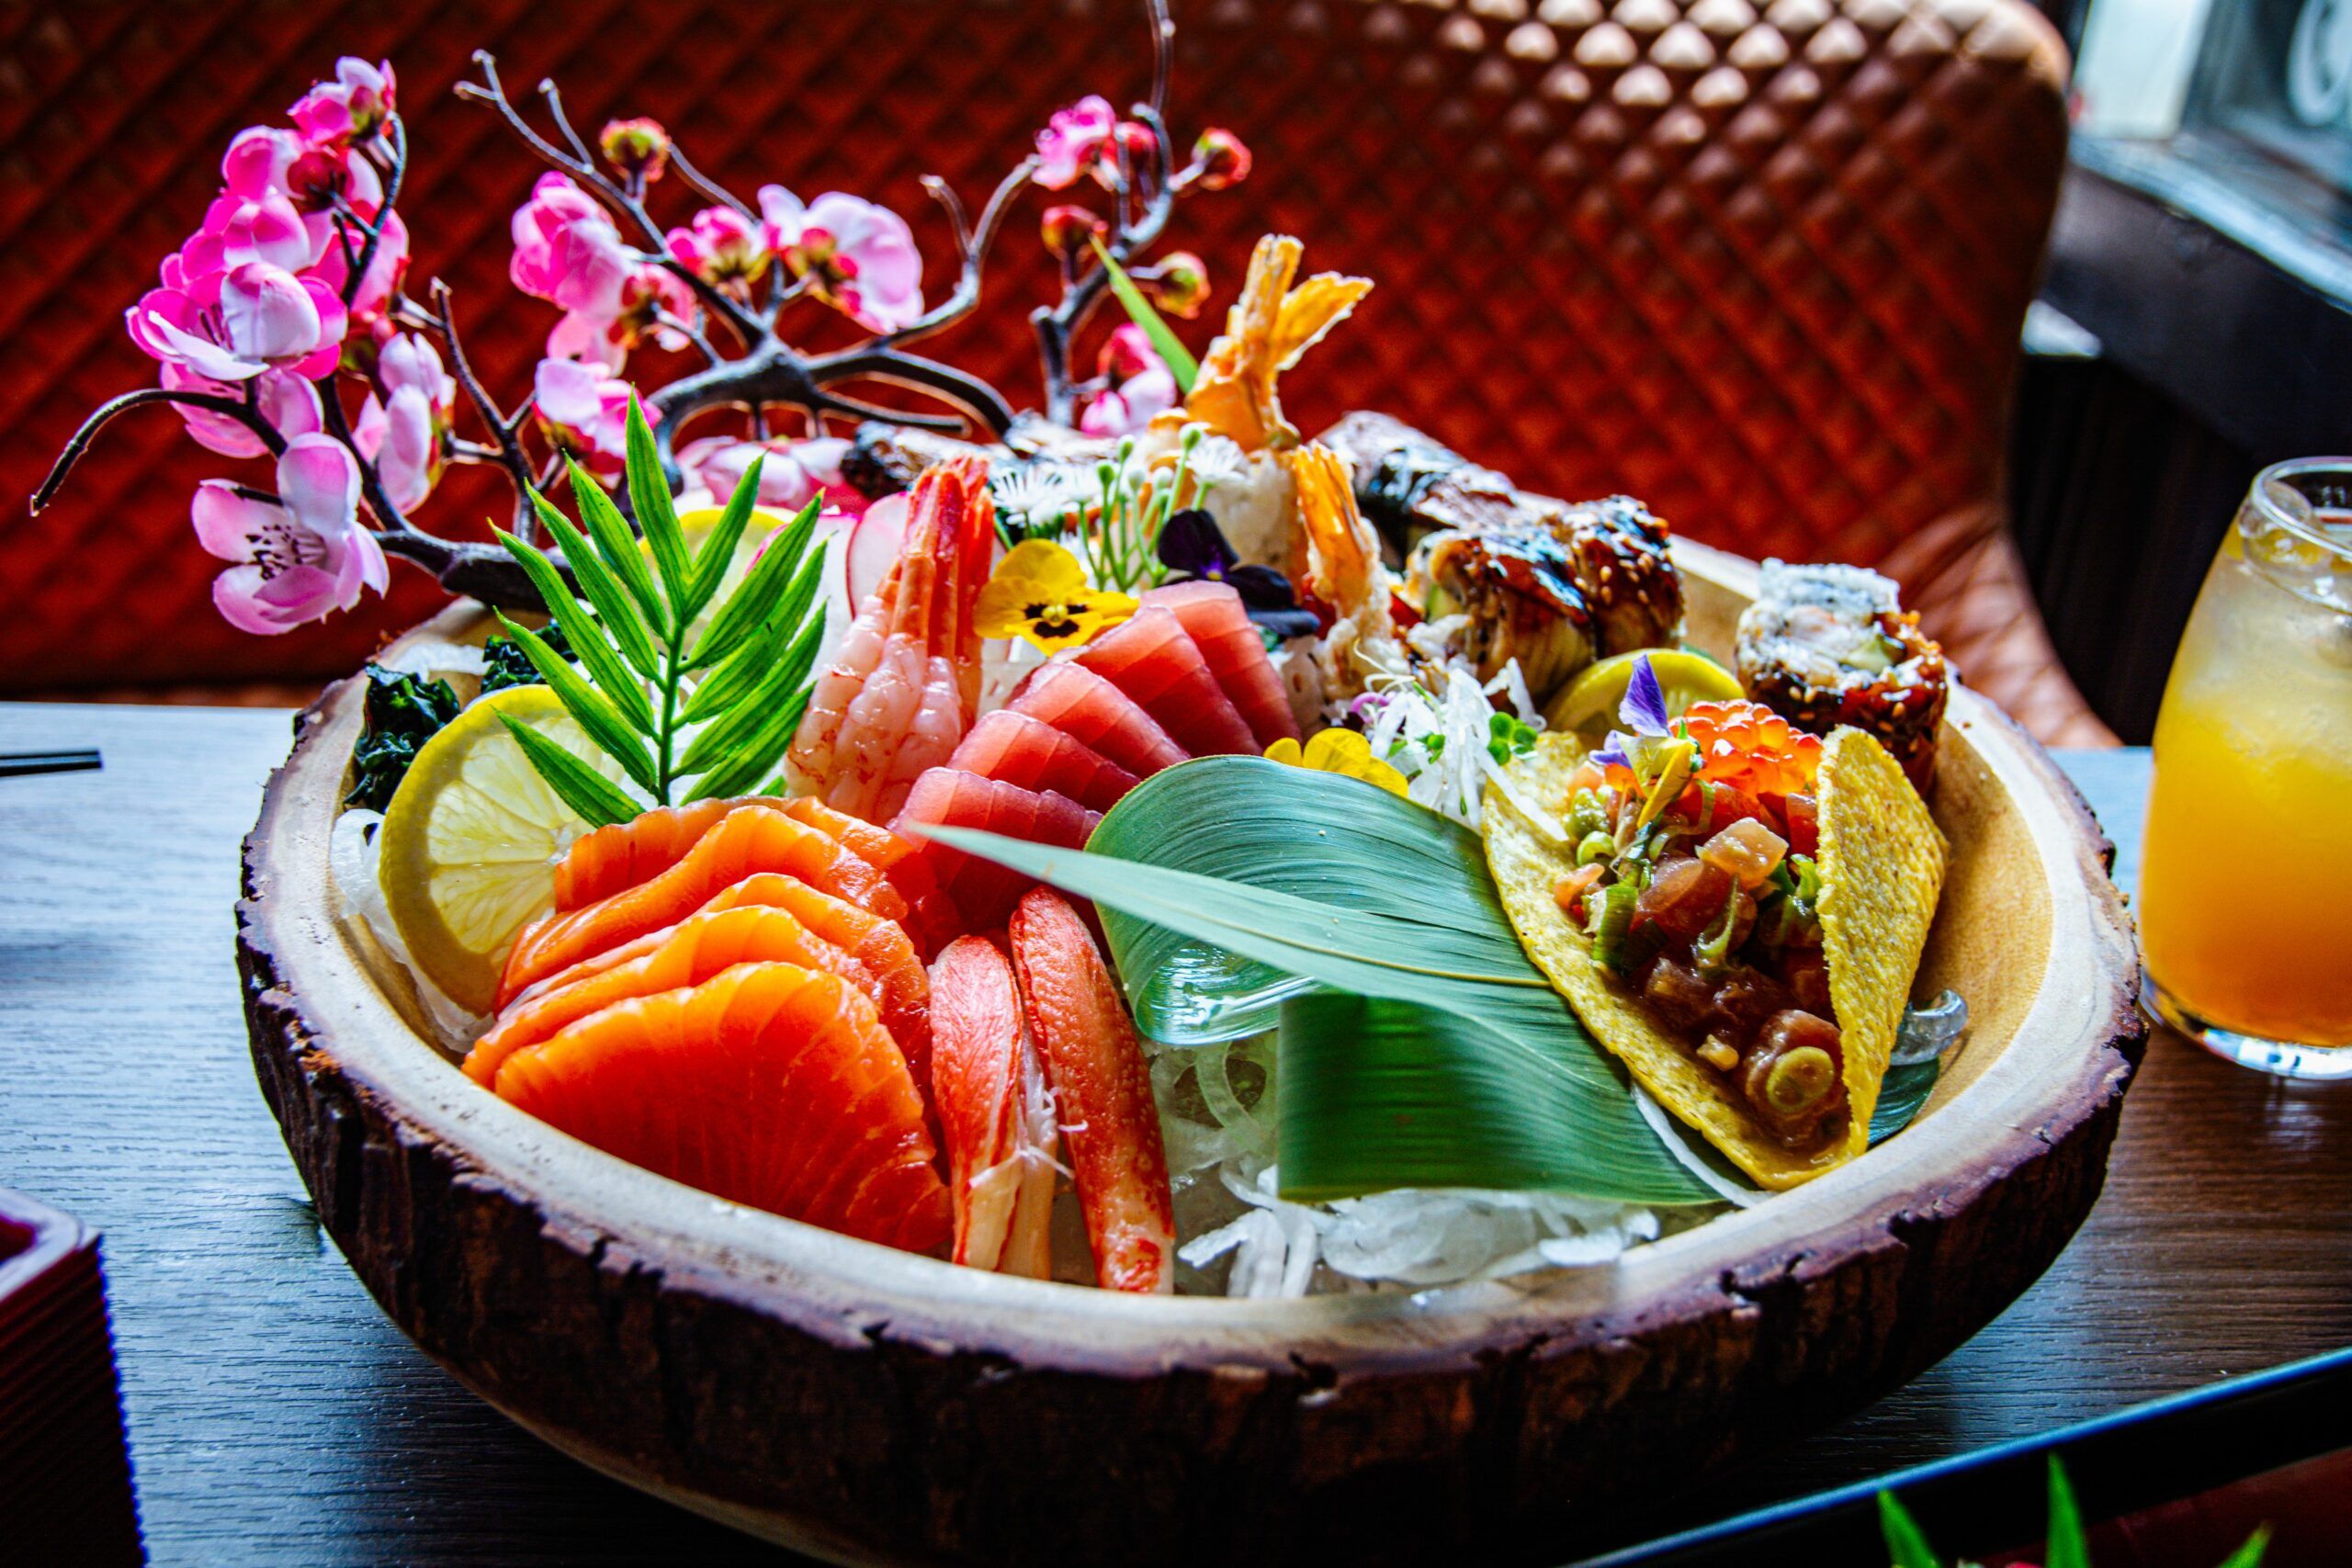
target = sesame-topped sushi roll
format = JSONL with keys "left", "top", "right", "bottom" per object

{"left": 1734, "top": 561, "right": 1948, "bottom": 795}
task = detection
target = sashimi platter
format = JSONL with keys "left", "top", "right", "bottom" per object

{"left": 43, "top": 5, "right": 2140, "bottom": 1556}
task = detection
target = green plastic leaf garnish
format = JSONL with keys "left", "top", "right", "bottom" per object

{"left": 913, "top": 757, "right": 1720, "bottom": 1206}
{"left": 494, "top": 394, "right": 829, "bottom": 810}
{"left": 1093, "top": 238, "right": 1198, "bottom": 392}
{"left": 1877, "top": 1490, "right": 1943, "bottom": 1568}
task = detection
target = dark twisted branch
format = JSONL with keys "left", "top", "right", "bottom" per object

{"left": 29, "top": 388, "right": 287, "bottom": 514}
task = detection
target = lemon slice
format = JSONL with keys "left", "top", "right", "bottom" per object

{"left": 1543, "top": 649, "right": 1744, "bottom": 750}
{"left": 377, "top": 684, "right": 631, "bottom": 1014}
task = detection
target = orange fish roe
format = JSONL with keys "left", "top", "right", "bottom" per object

{"left": 1679, "top": 699, "right": 1821, "bottom": 797}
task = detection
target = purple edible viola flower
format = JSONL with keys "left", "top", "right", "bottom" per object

{"left": 1593, "top": 654, "right": 1669, "bottom": 773}
{"left": 1159, "top": 507, "right": 1318, "bottom": 638}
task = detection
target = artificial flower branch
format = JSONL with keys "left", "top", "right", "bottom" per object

{"left": 28, "top": 2, "right": 1248, "bottom": 633}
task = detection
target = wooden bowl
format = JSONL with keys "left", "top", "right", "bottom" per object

{"left": 237, "top": 541, "right": 2145, "bottom": 1564}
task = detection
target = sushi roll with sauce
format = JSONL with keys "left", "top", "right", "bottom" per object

{"left": 1735, "top": 561, "right": 1948, "bottom": 795}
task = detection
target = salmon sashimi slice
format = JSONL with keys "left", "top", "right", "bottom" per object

{"left": 1141, "top": 580, "right": 1303, "bottom": 750}
{"left": 948, "top": 709, "right": 1141, "bottom": 814}
{"left": 498, "top": 805, "right": 907, "bottom": 1007}
{"left": 892, "top": 769, "right": 1101, "bottom": 933}
{"left": 1074, "top": 605, "right": 1259, "bottom": 758}
{"left": 467, "top": 904, "right": 881, "bottom": 1089}
{"left": 554, "top": 799, "right": 738, "bottom": 912}
{"left": 771, "top": 797, "right": 959, "bottom": 958}
{"left": 529, "top": 872, "right": 933, "bottom": 1098}
{"left": 1007, "top": 888, "right": 1173, "bottom": 1293}
{"left": 1006, "top": 661, "right": 1189, "bottom": 778}
{"left": 490, "top": 962, "right": 950, "bottom": 1253}
{"left": 928, "top": 935, "right": 1059, "bottom": 1277}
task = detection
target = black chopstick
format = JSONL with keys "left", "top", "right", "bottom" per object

{"left": 0, "top": 750, "right": 103, "bottom": 778}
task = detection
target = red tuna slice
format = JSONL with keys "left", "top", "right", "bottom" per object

{"left": 1140, "top": 580, "right": 1303, "bottom": 750}
{"left": 1074, "top": 607, "right": 1259, "bottom": 758}
{"left": 892, "top": 768, "right": 1101, "bottom": 932}
{"left": 949, "top": 709, "right": 1141, "bottom": 814}
{"left": 1005, "top": 662, "right": 1188, "bottom": 779}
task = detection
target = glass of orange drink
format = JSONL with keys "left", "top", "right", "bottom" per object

{"left": 2140, "top": 457, "right": 2352, "bottom": 1076}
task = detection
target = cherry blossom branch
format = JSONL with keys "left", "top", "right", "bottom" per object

{"left": 28, "top": 388, "right": 286, "bottom": 514}
{"left": 423, "top": 277, "right": 540, "bottom": 536}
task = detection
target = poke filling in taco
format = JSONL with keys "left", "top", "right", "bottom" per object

{"left": 1551, "top": 665, "right": 1847, "bottom": 1150}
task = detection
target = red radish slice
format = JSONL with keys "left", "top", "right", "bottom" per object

{"left": 1075, "top": 606, "right": 1259, "bottom": 758}
{"left": 949, "top": 710, "right": 1141, "bottom": 813}
{"left": 892, "top": 768, "right": 1101, "bottom": 932}
{"left": 1008, "top": 888, "right": 1174, "bottom": 1294}
{"left": 843, "top": 491, "right": 910, "bottom": 608}
{"left": 1007, "top": 662, "right": 1189, "bottom": 778}
{"left": 1141, "top": 580, "right": 1303, "bottom": 749}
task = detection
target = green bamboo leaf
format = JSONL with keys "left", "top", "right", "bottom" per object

{"left": 2046, "top": 1458, "right": 2088, "bottom": 1568}
{"left": 492, "top": 615, "right": 658, "bottom": 796}
{"left": 674, "top": 614, "right": 824, "bottom": 776}
{"left": 2216, "top": 1527, "right": 2272, "bottom": 1568}
{"left": 683, "top": 686, "right": 813, "bottom": 803}
{"left": 493, "top": 532, "right": 655, "bottom": 733}
{"left": 914, "top": 758, "right": 1718, "bottom": 1206}
{"left": 568, "top": 457, "right": 667, "bottom": 634}
{"left": 1870, "top": 1056, "right": 1939, "bottom": 1145}
{"left": 682, "top": 601, "right": 823, "bottom": 725}
{"left": 1093, "top": 238, "right": 1198, "bottom": 391}
{"left": 686, "top": 498, "right": 823, "bottom": 670}
{"left": 625, "top": 395, "right": 695, "bottom": 615}
{"left": 527, "top": 491, "right": 662, "bottom": 679}
{"left": 493, "top": 713, "right": 638, "bottom": 829}
{"left": 1876, "top": 1491, "right": 1942, "bottom": 1568}
{"left": 684, "top": 455, "right": 766, "bottom": 620}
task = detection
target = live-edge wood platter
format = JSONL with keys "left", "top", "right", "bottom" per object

{"left": 236, "top": 540, "right": 2146, "bottom": 1566}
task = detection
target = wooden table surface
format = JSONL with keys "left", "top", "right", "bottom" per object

{"left": 3, "top": 705, "right": 2347, "bottom": 1566}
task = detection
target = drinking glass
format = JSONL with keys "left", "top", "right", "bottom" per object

{"left": 2139, "top": 457, "right": 2352, "bottom": 1076}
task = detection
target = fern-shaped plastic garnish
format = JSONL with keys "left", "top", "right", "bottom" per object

{"left": 491, "top": 395, "right": 827, "bottom": 827}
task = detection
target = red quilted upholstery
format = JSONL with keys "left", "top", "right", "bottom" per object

{"left": 0, "top": 0, "right": 2098, "bottom": 739}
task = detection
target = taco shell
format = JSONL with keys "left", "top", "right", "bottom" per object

{"left": 1484, "top": 727, "right": 1946, "bottom": 1190}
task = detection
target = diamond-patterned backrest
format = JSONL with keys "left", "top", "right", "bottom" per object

{"left": 0, "top": 0, "right": 2066, "bottom": 692}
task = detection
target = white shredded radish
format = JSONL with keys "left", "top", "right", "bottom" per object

{"left": 328, "top": 808, "right": 488, "bottom": 1049}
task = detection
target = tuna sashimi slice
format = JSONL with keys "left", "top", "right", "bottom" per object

{"left": 1074, "top": 606, "right": 1259, "bottom": 758}
{"left": 1007, "top": 888, "right": 1174, "bottom": 1293}
{"left": 892, "top": 768, "right": 1101, "bottom": 932}
{"left": 1005, "top": 662, "right": 1188, "bottom": 778}
{"left": 1141, "top": 580, "right": 1302, "bottom": 749}
{"left": 489, "top": 962, "right": 949, "bottom": 1253}
{"left": 948, "top": 709, "right": 1141, "bottom": 814}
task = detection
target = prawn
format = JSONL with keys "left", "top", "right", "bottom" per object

{"left": 786, "top": 457, "right": 995, "bottom": 823}
{"left": 1290, "top": 441, "right": 1399, "bottom": 703}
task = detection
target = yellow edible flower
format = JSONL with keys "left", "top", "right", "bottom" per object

{"left": 974, "top": 540, "right": 1138, "bottom": 655}
{"left": 1264, "top": 728, "right": 1409, "bottom": 796}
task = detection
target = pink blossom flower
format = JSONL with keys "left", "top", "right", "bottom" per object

{"left": 546, "top": 263, "right": 692, "bottom": 370}
{"left": 1035, "top": 96, "right": 1115, "bottom": 189}
{"left": 191, "top": 434, "right": 387, "bottom": 635}
{"left": 291, "top": 58, "right": 397, "bottom": 149}
{"left": 356, "top": 333, "right": 455, "bottom": 512}
{"left": 310, "top": 205, "right": 408, "bottom": 324}
{"left": 533, "top": 357, "right": 634, "bottom": 479}
{"left": 1079, "top": 324, "right": 1179, "bottom": 436}
{"left": 758, "top": 186, "right": 923, "bottom": 333}
{"left": 510, "top": 174, "right": 634, "bottom": 318}
{"left": 162, "top": 363, "right": 323, "bottom": 458}
{"left": 129, "top": 260, "right": 347, "bottom": 382}
{"left": 206, "top": 132, "right": 314, "bottom": 275}
{"left": 675, "top": 434, "right": 863, "bottom": 514}
{"left": 667, "top": 205, "right": 768, "bottom": 293}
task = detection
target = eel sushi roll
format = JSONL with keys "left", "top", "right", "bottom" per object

{"left": 1734, "top": 561, "right": 1948, "bottom": 794}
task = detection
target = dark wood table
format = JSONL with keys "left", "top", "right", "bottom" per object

{"left": 3, "top": 705, "right": 2346, "bottom": 1566}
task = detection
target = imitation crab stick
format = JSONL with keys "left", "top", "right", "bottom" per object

{"left": 498, "top": 805, "right": 906, "bottom": 1007}
{"left": 1007, "top": 888, "right": 1174, "bottom": 1294}
{"left": 487, "top": 961, "right": 950, "bottom": 1254}
{"left": 928, "top": 935, "right": 1058, "bottom": 1277}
